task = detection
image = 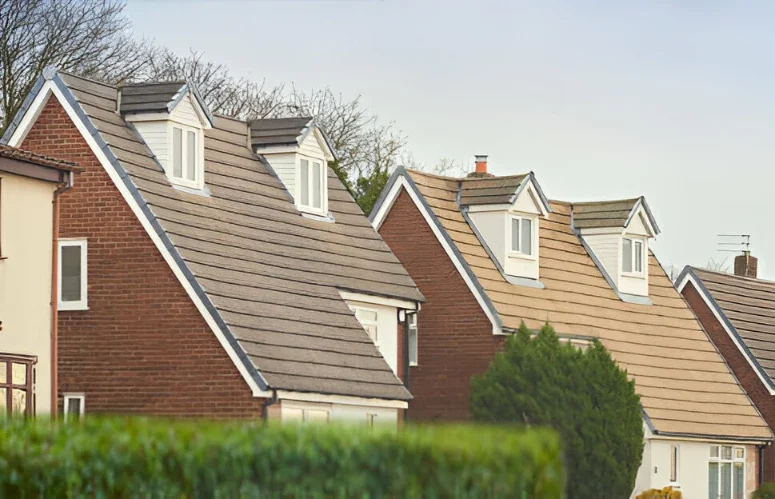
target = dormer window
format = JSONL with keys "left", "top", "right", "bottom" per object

{"left": 119, "top": 81, "right": 214, "bottom": 193}
{"left": 249, "top": 118, "right": 336, "bottom": 219}
{"left": 622, "top": 237, "right": 644, "bottom": 275}
{"left": 171, "top": 125, "right": 202, "bottom": 188}
{"left": 510, "top": 215, "right": 534, "bottom": 257}
{"left": 460, "top": 168, "right": 552, "bottom": 285}
{"left": 299, "top": 156, "right": 326, "bottom": 214}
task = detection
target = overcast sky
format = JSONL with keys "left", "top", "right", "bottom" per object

{"left": 126, "top": 1, "right": 775, "bottom": 278}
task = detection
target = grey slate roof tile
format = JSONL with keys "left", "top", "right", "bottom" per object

{"left": 58, "top": 72, "right": 419, "bottom": 401}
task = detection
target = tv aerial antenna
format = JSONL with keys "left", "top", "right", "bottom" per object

{"left": 717, "top": 234, "right": 751, "bottom": 253}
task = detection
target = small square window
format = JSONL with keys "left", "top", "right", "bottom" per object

{"left": 58, "top": 240, "right": 87, "bottom": 310}
{"left": 353, "top": 307, "right": 380, "bottom": 347}
{"left": 64, "top": 393, "right": 85, "bottom": 421}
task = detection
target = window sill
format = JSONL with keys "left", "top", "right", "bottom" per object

{"left": 59, "top": 304, "right": 89, "bottom": 312}
{"left": 507, "top": 251, "right": 537, "bottom": 261}
{"left": 621, "top": 271, "right": 646, "bottom": 279}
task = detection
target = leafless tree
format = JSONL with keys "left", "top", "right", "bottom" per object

{"left": 705, "top": 257, "right": 730, "bottom": 273}
{"left": 0, "top": 0, "right": 151, "bottom": 134}
{"left": 141, "top": 48, "right": 285, "bottom": 120}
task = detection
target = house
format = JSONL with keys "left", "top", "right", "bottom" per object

{"left": 0, "top": 67, "right": 423, "bottom": 423}
{"left": 370, "top": 156, "right": 772, "bottom": 498}
{"left": 0, "top": 144, "right": 78, "bottom": 417}
{"left": 677, "top": 254, "right": 775, "bottom": 484}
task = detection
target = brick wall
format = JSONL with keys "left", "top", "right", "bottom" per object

{"left": 378, "top": 190, "right": 503, "bottom": 420}
{"left": 682, "top": 282, "right": 774, "bottom": 482}
{"left": 21, "top": 97, "right": 263, "bottom": 418}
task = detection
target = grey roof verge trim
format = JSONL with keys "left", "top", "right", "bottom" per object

{"left": 676, "top": 266, "right": 775, "bottom": 393}
{"left": 624, "top": 196, "right": 661, "bottom": 235}
{"left": 650, "top": 429, "right": 772, "bottom": 443}
{"left": 458, "top": 201, "right": 546, "bottom": 290}
{"left": 572, "top": 211, "right": 652, "bottom": 306}
{"left": 509, "top": 172, "right": 554, "bottom": 214}
{"left": 1, "top": 73, "right": 47, "bottom": 144}
{"left": 373, "top": 166, "right": 503, "bottom": 331}
{"left": 168, "top": 82, "right": 215, "bottom": 127}
{"left": 23, "top": 70, "right": 269, "bottom": 393}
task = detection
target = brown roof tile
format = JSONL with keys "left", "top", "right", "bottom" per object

{"left": 403, "top": 168, "right": 771, "bottom": 440}
{"left": 0, "top": 144, "right": 80, "bottom": 172}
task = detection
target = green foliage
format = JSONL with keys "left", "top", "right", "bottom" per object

{"left": 354, "top": 166, "right": 389, "bottom": 215}
{"left": 0, "top": 417, "right": 564, "bottom": 498}
{"left": 636, "top": 487, "right": 682, "bottom": 499}
{"left": 470, "top": 323, "right": 643, "bottom": 499}
{"left": 754, "top": 483, "right": 775, "bottom": 499}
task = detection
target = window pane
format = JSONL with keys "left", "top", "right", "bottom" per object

{"left": 61, "top": 245, "right": 82, "bottom": 302}
{"left": 0, "top": 362, "right": 6, "bottom": 384}
{"left": 670, "top": 445, "right": 677, "bottom": 482}
{"left": 11, "top": 363, "right": 25, "bottom": 385}
{"left": 721, "top": 462, "right": 732, "bottom": 499}
{"left": 733, "top": 462, "right": 744, "bottom": 499}
{"left": 634, "top": 241, "right": 643, "bottom": 272}
{"left": 709, "top": 462, "right": 719, "bottom": 498}
{"left": 711, "top": 446, "right": 720, "bottom": 458}
{"left": 312, "top": 162, "right": 322, "bottom": 209}
{"left": 0, "top": 388, "right": 5, "bottom": 415}
{"left": 173, "top": 127, "right": 183, "bottom": 178}
{"left": 300, "top": 159, "right": 310, "bottom": 206}
{"left": 11, "top": 389, "right": 26, "bottom": 415}
{"left": 735, "top": 448, "right": 745, "bottom": 460}
{"left": 722, "top": 446, "right": 733, "bottom": 460}
{"left": 66, "top": 398, "right": 82, "bottom": 418}
{"left": 365, "top": 324, "right": 378, "bottom": 343}
{"left": 186, "top": 130, "right": 196, "bottom": 181}
{"left": 622, "top": 238, "right": 633, "bottom": 272}
{"left": 521, "top": 218, "right": 532, "bottom": 256}
{"left": 511, "top": 218, "right": 520, "bottom": 252}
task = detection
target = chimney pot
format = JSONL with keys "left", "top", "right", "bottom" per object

{"left": 474, "top": 155, "right": 488, "bottom": 174}
{"left": 734, "top": 251, "right": 758, "bottom": 278}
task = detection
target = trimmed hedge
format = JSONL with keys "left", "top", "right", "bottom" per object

{"left": 0, "top": 418, "right": 564, "bottom": 498}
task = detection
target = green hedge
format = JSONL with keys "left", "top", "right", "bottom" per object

{"left": 0, "top": 418, "right": 564, "bottom": 498}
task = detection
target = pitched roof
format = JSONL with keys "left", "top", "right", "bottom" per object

{"left": 7, "top": 70, "right": 422, "bottom": 401}
{"left": 119, "top": 81, "right": 214, "bottom": 126}
{"left": 685, "top": 267, "right": 775, "bottom": 385}
{"left": 378, "top": 168, "right": 771, "bottom": 440}
{"left": 459, "top": 174, "right": 529, "bottom": 206}
{"left": 250, "top": 117, "right": 314, "bottom": 148}
{"left": 573, "top": 197, "right": 661, "bottom": 234}
{"left": 0, "top": 144, "right": 80, "bottom": 172}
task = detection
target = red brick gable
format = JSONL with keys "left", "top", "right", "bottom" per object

{"left": 378, "top": 189, "right": 502, "bottom": 420}
{"left": 682, "top": 282, "right": 775, "bottom": 481}
{"left": 21, "top": 97, "right": 263, "bottom": 417}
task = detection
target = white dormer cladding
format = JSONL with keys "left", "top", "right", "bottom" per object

{"left": 463, "top": 174, "right": 551, "bottom": 283}
{"left": 121, "top": 83, "right": 213, "bottom": 192}
{"left": 251, "top": 119, "right": 336, "bottom": 218}
{"left": 576, "top": 198, "right": 660, "bottom": 299}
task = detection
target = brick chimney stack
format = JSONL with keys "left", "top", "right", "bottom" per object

{"left": 734, "top": 251, "right": 758, "bottom": 278}
{"left": 467, "top": 155, "right": 493, "bottom": 178}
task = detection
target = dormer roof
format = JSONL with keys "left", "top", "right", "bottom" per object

{"left": 459, "top": 172, "right": 552, "bottom": 215}
{"left": 119, "top": 81, "right": 214, "bottom": 127}
{"left": 250, "top": 117, "right": 336, "bottom": 160}
{"left": 573, "top": 196, "right": 660, "bottom": 236}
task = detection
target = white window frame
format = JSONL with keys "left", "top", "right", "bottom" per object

{"left": 408, "top": 313, "right": 418, "bottom": 366}
{"left": 167, "top": 122, "right": 204, "bottom": 190}
{"left": 352, "top": 306, "right": 379, "bottom": 348}
{"left": 709, "top": 445, "right": 745, "bottom": 499}
{"left": 58, "top": 239, "right": 88, "bottom": 311}
{"left": 508, "top": 214, "right": 537, "bottom": 260}
{"left": 63, "top": 393, "right": 85, "bottom": 421}
{"left": 296, "top": 155, "right": 327, "bottom": 216}
{"left": 621, "top": 236, "right": 646, "bottom": 277}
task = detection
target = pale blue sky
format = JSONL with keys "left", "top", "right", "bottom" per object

{"left": 126, "top": 1, "right": 775, "bottom": 278}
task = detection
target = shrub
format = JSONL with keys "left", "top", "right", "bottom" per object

{"left": 754, "top": 483, "right": 775, "bottom": 499}
{"left": 0, "top": 417, "right": 564, "bottom": 498}
{"left": 470, "top": 323, "right": 643, "bottom": 499}
{"left": 636, "top": 486, "right": 682, "bottom": 498}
